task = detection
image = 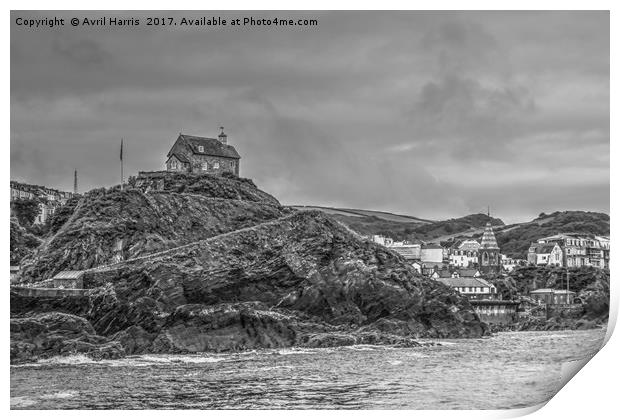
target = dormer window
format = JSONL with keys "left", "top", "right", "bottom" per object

{"left": 198, "top": 146, "right": 204, "bottom": 153}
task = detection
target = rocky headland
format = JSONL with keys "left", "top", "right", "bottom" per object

{"left": 11, "top": 172, "right": 486, "bottom": 364}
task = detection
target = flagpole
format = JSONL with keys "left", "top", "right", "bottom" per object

{"left": 120, "top": 138, "right": 124, "bottom": 191}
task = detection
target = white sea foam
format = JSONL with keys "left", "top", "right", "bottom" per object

{"left": 10, "top": 396, "right": 38, "bottom": 408}
{"left": 133, "top": 354, "right": 228, "bottom": 364}
{"left": 15, "top": 353, "right": 231, "bottom": 368}
{"left": 10, "top": 391, "right": 79, "bottom": 409}
{"left": 435, "top": 341, "right": 458, "bottom": 346}
{"left": 35, "top": 354, "right": 97, "bottom": 366}
{"left": 275, "top": 348, "right": 319, "bottom": 355}
{"left": 41, "top": 391, "right": 80, "bottom": 399}
{"left": 255, "top": 365, "right": 295, "bottom": 371}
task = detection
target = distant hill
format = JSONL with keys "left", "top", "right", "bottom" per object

{"left": 495, "top": 211, "right": 610, "bottom": 259}
{"left": 412, "top": 214, "right": 504, "bottom": 242}
{"left": 292, "top": 206, "right": 503, "bottom": 243}
{"left": 290, "top": 206, "right": 434, "bottom": 223}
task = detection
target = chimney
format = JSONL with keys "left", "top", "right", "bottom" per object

{"left": 218, "top": 126, "right": 227, "bottom": 145}
{"left": 74, "top": 169, "right": 78, "bottom": 194}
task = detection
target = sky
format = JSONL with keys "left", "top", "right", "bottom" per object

{"left": 10, "top": 11, "right": 609, "bottom": 224}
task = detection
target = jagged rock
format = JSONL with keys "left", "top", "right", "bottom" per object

{"left": 10, "top": 312, "right": 124, "bottom": 363}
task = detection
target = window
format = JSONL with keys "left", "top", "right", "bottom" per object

{"left": 170, "top": 160, "right": 177, "bottom": 170}
{"left": 213, "top": 162, "right": 220, "bottom": 169}
{"left": 202, "top": 162, "right": 208, "bottom": 171}
{"left": 198, "top": 146, "right": 204, "bottom": 153}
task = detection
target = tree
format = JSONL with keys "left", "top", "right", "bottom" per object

{"left": 11, "top": 199, "right": 40, "bottom": 227}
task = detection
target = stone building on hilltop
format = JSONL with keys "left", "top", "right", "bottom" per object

{"left": 165, "top": 128, "right": 240, "bottom": 176}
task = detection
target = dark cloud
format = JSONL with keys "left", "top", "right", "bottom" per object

{"left": 10, "top": 11, "right": 609, "bottom": 223}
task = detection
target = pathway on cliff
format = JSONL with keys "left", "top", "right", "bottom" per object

{"left": 85, "top": 211, "right": 308, "bottom": 274}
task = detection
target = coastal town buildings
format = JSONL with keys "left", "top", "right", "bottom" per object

{"left": 449, "top": 239, "right": 480, "bottom": 267}
{"left": 501, "top": 255, "right": 526, "bottom": 272}
{"left": 534, "top": 233, "right": 610, "bottom": 269}
{"left": 420, "top": 243, "right": 444, "bottom": 264}
{"left": 10, "top": 181, "right": 74, "bottom": 225}
{"left": 527, "top": 242, "right": 563, "bottom": 267}
{"left": 165, "top": 129, "right": 241, "bottom": 176}
{"left": 388, "top": 242, "right": 421, "bottom": 261}
{"left": 436, "top": 277, "right": 498, "bottom": 300}
{"left": 530, "top": 288, "right": 576, "bottom": 305}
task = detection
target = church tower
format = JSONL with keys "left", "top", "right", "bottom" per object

{"left": 478, "top": 222, "right": 501, "bottom": 274}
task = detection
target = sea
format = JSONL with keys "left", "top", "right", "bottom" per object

{"left": 10, "top": 328, "right": 606, "bottom": 410}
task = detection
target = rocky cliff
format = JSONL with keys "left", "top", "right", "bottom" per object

{"left": 19, "top": 173, "right": 288, "bottom": 283}
{"left": 11, "top": 173, "right": 486, "bottom": 363}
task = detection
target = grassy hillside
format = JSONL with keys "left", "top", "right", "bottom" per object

{"left": 291, "top": 206, "right": 433, "bottom": 223}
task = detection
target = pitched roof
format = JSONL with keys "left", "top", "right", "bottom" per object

{"left": 530, "top": 288, "right": 555, "bottom": 294}
{"left": 52, "top": 270, "right": 84, "bottom": 280}
{"left": 166, "top": 152, "right": 190, "bottom": 164}
{"left": 459, "top": 268, "right": 480, "bottom": 277}
{"left": 534, "top": 243, "right": 559, "bottom": 254}
{"left": 531, "top": 288, "right": 575, "bottom": 295}
{"left": 178, "top": 134, "right": 241, "bottom": 159}
{"left": 436, "top": 277, "right": 493, "bottom": 288}
{"left": 457, "top": 239, "right": 480, "bottom": 251}
{"left": 479, "top": 222, "right": 499, "bottom": 249}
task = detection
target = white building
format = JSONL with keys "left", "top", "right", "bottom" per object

{"left": 528, "top": 242, "right": 563, "bottom": 267}
{"left": 371, "top": 235, "right": 393, "bottom": 247}
{"left": 436, "top": 277, "right": 498, "bottom": 300}
{"left": 535, "top": 233, "right": 610, "bottom": 269}
{"left": 421, "top": 243, "right": 444, "bottom": 264}
{"left": 450, "top": 239, "right": 480, "bottom": 268}
{"left": 389, "top": 242, "right": 421, "bottom": 261}
{"left": 501, "top": 255, "right": 526, "bottom": 272}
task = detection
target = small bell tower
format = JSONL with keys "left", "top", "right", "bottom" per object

{"left": 218, "top": 126, "right": 227, "bottom": 145}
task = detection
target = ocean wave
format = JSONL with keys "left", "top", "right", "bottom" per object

{"left": 14, "top": 353, "right": 232, "bottom": 368}
{"left": 274, "top": 348, "right": 320, "bottom": 355}
{"left": 28, "top": 354, "right": 98, "bottom": 366}
{"left": 128, "top": 354, "right": 229, "bottom": 365}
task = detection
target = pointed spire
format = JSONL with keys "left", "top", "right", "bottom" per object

{"left": 480, "top": 222, "right": 499, "bottom": 249}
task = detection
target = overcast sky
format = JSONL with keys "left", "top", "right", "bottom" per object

{"left": 10, "top": 11, "right": 609, "bottom": 224}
